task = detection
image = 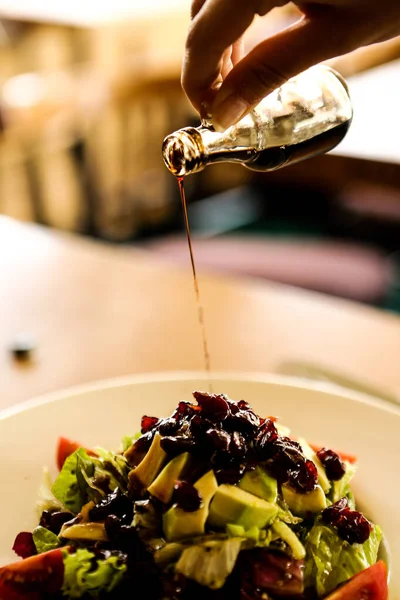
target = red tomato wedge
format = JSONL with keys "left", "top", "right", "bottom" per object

{"left": 56, "top": 436, "right": 98, "bottom": 471}
{"left": 308, "top": 442, "right": 357, "bottom": 464}
{"left": 325, "top": 561, "right": 388, "bottom": 600}
{"left": 0, "top": 548, "right": 64, "bottom": 600}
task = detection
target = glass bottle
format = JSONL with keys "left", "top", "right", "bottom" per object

{"left": 162, "top": 64, "right": 352, "bottom": 177}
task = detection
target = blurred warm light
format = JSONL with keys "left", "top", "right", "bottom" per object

{"left": 0, "top": 0, "right": 189, "bottom": 26}
{"left": 3, "top": 74, "right": 45, "bottom": 109}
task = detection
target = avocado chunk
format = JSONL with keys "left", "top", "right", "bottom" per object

{"left": 148, "top": 452, "right": 191, "bottom": 504}
{"left": 128, "top": 432, "right": 167, "bottom": 495}
{"left": 282, "top": 483, "right": 327, "bottom": 516}
{"left": 298, "top": 438, "right": 330, "bottom": 493}
{"left": 163, "top": 470, "right": 218, "bottom": 541}
{"left": 238, "top": 466, "right": 278, "bottom": 503}
{"left": 208, "top": 484, "right": 278, "bottom": 530}
{"left": 60, "top": 522, "right": 108, "bottom": 542}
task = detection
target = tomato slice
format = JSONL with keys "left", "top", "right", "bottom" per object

{"left": 56, "top": 436, "right": 98, "bottom": 470}
{"left": 0, "top": 548, "right": 64, "bottom": 600}
{"left": 308, "top": 442, "right": 357, "bottom": 464}
{"left": 325, "top": 561, "right": 388, "bottom": 600}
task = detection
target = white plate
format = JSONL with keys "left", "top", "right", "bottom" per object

{"left": 0, "top": 371, "right": 398, "bottom": 597}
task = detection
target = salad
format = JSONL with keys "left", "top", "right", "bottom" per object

{"left": 1, "top": 391, "right": 387, "bottom": 599}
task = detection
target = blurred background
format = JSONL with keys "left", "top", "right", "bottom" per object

{"left": 0, "top": 1, "right": 400, "bottom": 312}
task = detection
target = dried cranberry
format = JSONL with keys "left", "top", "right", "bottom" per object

{"left": 227, "top": 400, "right": 240, "bottom": 415}
{"left": 39, "top": 510, "right": 72, "bottom": 534}
{"left": 189, "top": 414, "right": 209, "bottom": 436}
{"left": 264, "top": 437, "right": 318, "bottom": 493}
{"left": 322, "top": 498, "right": 372, "bottom": 544}
{"left": 229, "top": 431, "right": 247, "bottom": 460}
{"left": 39, "top": 509, "right": 53, "bottom": 530}
{"left": 105, "top": 514, "right": 121, "bottom": 539}
{"left": 49, "top": 511, "right": 75, "bottom": 534}
{"left": 254, "top": 419, "right": 279, "bottom": 459}
{"left": 295, "top": 459, "right": 319, "bottom": 493}
{"left": 205, "top": 428, "right": 231, "bottom": 452}
{"left": 172, "top": 481, "right": 202, "bottom": 511}
{"left": 225, "top": 409, "right": 260, "bottom": 435}
{"left": 317, "top": 448, "right": 346, "bottom": 481}
{"left": 158, "top": 417, "right": 180, "bottom": 435}
{"left": 12, "top": 532, "right": 37, "bottom": 558}
{"left": 176, "top": 401, "right": 199, "bottom": 419}
{"left": 215, "top": 465, "right": 246, "bottom": 485}
{"left": 141, "top": 415, "right": 159, "bottom": 434}
{"left": 237, "top": 400, "right": 251, "bottom": 411}
{"left": 160, "top": 435, "right": 196, "bottom": 457}
{"left": 192, "top": 391, "right": 230, "bottom": 420}
{"left": 90, "top": 489, "right": 133, "bottom": 523}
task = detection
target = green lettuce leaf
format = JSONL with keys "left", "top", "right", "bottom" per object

{"left": 52, "top": 447, "right": 130, "bottom": 514}
{"left": 61, "top": 548, "right": 127, "bottom": 598}
{"left": 52, "top": 449, "right": 88, "bottom": 513}
{"left": 36, "top": 467, "right": 64, "bottom": 517}
{"left": 330, "top": 462, "right": 357, "bottom": 505}
{"left": 32, "top": 526, "right": 61, "bottom": 553}
{"left": 304, "top": 521, "right": 382, "bottom": 597}
{"left": 175, "top": 538, "right": 243, "bottom": 589}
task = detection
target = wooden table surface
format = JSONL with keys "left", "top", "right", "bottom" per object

{"left": 1, "top": 216, "right": 400, "bottom": 410}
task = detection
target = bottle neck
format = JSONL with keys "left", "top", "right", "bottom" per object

{"left": 162, "top": 126, "right": 256, "bottom": 177}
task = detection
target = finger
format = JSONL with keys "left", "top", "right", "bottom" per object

{"left": 191, "top": 0, "right": 207, "bottom": 19}
{"left": 211, "top": 10, "right": 359, "bottom": 131}
{"left": 182, "top": 0, "right": 288, "bottom": 112}
{"left": 231, "top": 36, "right": 245, "bottom": 66}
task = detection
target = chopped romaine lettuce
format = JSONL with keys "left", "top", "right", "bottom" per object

{"left": 36, "top": 467, "right": 64, "bottom": 517}
{"left": 52, "top": 450, "right": 88, "bottom": 513}
{"left": 331, "top": 461, "right": 357, "bottom": 504}
{"left": 304, "top": 521, "right": 382, "bottom": 596}
{"left": 61, "top": 548, "right": 127, "bottom": 598}
{"left": 175, "top": 537, "right": 242, "bottom": 589}
{"left": 32, "top": 526, "right": 61, "bottom": 553}
{"left": 52, "top": 448, "right": 130, "bottom": 514}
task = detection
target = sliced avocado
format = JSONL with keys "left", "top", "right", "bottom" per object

{"left": 128, "top": 432, "right": 167, "bottom": 494}
{"left": 163, "top": 470, "right": 218, "bottom": 541}
{"left": 272, "top": 520, "right": 305, "bottom": 560}
{"left": 148, "top": 452, "right": 191, "bottom": 504}
{"left": 282, "top": 483, "right": 327, "bottom": 516}
{"left": 59, "top": 522, "right": 108, "bottom": 542}
{"left": 226, "top": 523, "right": 260, "bottom": 544}
{"left": 298, "top": 437, "right": 330, "bottom": 493}
{"left": 238, "top": 466, "right": 278, "bottom": 503}
{"left": 208, "top": 484, "right": 278, "bottom": 530}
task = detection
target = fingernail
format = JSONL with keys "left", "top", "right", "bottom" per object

{"left": 212, "top": 95, "right": 249, "bottom": 132}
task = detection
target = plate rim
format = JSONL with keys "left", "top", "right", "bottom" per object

{"left": 2, "top": 369, "right": 400, "bottom": 423}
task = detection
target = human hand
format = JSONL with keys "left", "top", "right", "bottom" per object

{"left": 182, "top": 0, "right": 400, "bottom": 131}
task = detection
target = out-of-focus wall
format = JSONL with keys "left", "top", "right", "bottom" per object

{"left": 0, "top": 10, "right": 399, "bottom": 241}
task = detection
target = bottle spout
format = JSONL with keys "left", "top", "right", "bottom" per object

{"left": 162, "top": 127, "right": 206, "bottom": 177}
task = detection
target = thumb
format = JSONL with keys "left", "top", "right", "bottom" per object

{"left": 211, "top": 12, "right": 355, "bottom": 132}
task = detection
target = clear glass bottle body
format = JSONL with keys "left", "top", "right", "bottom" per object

{"left": 162, "top": 65, "right": 352, "bottom": 177}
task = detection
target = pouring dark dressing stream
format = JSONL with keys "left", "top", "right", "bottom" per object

{"left": 177, "top": 176, "right": 212, "bottom": 389}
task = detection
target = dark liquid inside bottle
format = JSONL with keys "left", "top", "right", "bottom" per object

{"left": 207, "top": 120, "right": 351, "bottom": 173}
{"left": 245, "top": 120, "right": 351, "bottom": 172}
